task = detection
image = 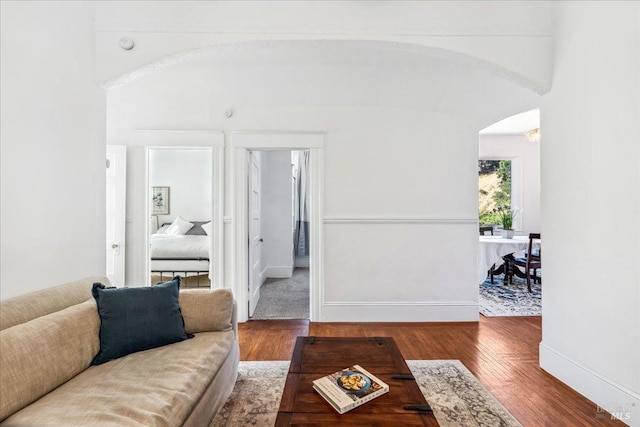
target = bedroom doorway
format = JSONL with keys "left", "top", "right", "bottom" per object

{"left": 147, "top": 147, "right": 213, "bottom": 288}
{"left": 248, "top": 150, "right": 310, "bottom": 320}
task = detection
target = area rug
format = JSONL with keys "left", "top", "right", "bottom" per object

{"left": 479, "top": 275, "right": 541, "bottom": 317}
{"left": 211, "top": 360, "right": 522, "bottom": 427}
{"left": 251, "top": 268, "right": 309, "bottom": 320}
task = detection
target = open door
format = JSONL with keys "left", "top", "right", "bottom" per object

{"left": 106, "top": 145, "right": 126, "bottom": 286}
{"left": 231, "top": 132, "right": 323, "bottom": 322}
{"left": 248, "top": 151, "right": 263, "bottom": 316}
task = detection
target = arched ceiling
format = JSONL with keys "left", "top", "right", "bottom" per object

{"left": 480, "top": 109, "right": 540, "bottom": 135}
{"left": 95, "top": 2, "right": 552, "bottom": 94}
{"left": 108, "top": 40, "right": 539, "bottom": 132}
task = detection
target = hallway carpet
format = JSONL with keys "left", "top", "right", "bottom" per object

{"left": 251, "top": 268, "right": 309, "bottom": 320}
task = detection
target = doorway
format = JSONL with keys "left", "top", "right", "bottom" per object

{"left": 248, "top": 150, "right": 310, "bottom": 320}
{"left": 231, "top": 132, "right": 324, "bottom": 323}
{"left": 147, "top": 147, "right": 213, "bottom": 288}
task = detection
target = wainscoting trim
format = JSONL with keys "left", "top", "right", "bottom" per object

{"left": 324, "top": 216, "right": 477, "bottom": 225}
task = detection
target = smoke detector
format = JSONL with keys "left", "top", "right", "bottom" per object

{"left": 119, "top": 37, "right": 134, "bottom": 51}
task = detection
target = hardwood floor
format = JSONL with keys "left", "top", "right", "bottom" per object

{"left": 238, "top": 316, "right": 626, "bottom": 426}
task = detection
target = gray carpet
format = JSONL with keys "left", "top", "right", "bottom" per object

{"left": 251, "top": 268, "right": 309, "bottom": 320}
{"left": 211, "top": 360, "right": 522, "bottom": 427}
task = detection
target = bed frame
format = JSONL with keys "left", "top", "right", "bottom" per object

{"left": 151, "top": 257, "right": 210, "bottom": 286}
{"left": 151, "top": 222, "right": 210, "bottom": 287}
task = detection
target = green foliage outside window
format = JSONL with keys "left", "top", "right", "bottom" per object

{"left": 479, "top": 160, "right": 511, "bottom": 226}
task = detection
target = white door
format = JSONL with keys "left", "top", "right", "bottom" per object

{"left": 248, "top": 151, "right": 263, "bottom": 316}
{"left": 106, "top": 145, "right": 126, "bottom": 286}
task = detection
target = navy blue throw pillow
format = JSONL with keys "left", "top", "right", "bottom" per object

{"left": 91, "top": 277, "right": 191, "bottom": 365}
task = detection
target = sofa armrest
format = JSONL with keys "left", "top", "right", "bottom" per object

{"left": 179, "top": 288, "right": 235, "bottom": 335}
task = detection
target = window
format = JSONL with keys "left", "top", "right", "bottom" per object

{"left": 479, "top": 160, "right": 511, "bottom": 226}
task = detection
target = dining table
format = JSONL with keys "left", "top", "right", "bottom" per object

{"left": 478, "top": 235, "right": 532, "bottom": 284}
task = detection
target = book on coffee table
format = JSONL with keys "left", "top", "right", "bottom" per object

{"left": 312, "top": 364, "right": 389, "bottom": 414}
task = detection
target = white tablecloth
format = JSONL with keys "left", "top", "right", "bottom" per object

{"left": 477, "top": 236, "right": 530, "bottom": 284}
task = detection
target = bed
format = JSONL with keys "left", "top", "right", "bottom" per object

{"left": 150, "top": 220, "right": 211, "bottom": 286}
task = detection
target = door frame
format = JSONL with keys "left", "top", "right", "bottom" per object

{"left": 247, "top": 150, "right": 263, "bottom": 317}
{"left": 106, "top": 144, "right": 127, "bottom": 287}
{"left": 131, "top": 130, "right": 224, "bottom": 288}
{"left": 232, "top": 131, "right": 324, "bottom": 322}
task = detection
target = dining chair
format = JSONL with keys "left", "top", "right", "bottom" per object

{"left": 479, "top": 226, "right": 496, "bottom": 283}
{"left": 513, "top": 233, "right": 541, "bottom": 292}
{"left": 479, "top": 226, "right": 494, "bottom": 236}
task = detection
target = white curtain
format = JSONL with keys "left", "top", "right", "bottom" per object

{"left": 293, "top": 151, "right": 310, "bottom": 257}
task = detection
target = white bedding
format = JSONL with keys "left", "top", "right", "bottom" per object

{"left": 150, "top": 234, "right": 210, "bottom": 259}
{"left": 151, "top": 260, "right": 209, "bottom": 275}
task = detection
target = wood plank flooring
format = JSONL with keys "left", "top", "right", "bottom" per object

{"left": 238, "top": 316, "right": 626, "bottom": 426}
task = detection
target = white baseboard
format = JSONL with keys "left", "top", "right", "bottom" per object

{"left": 320, "top": 301, "right": 479, "bottom": 322}
{"left": 265, "top": 266, "right": 293, "bottom": 279}
{"left": 295, "top": 257, "right": 309, "bottom": 268}
{"left": 540, "top": 342, "right": 639, "bottom": 425}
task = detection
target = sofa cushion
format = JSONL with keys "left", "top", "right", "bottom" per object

{"left": 91, "top": 278, "right": 191, "bottom": 365}
{"left": 179, "top": 288, "right": 234, "bottom": 334}
{"left": 0, "top": 277, "right": 102, "bottom": 331}
{"left": 0, "top": 300, "right": 100, "bottom": 421}
{"left": 2, "top": 330, "right": 236, "bottom": 426}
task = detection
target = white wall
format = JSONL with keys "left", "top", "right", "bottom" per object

{"left": 96, "top": 1, "right": 552, "bottom": 317}
{"left": 479, "top": 134, "right": 541, "bottom": 235}
{"left": 149, "top": 149, "right": 212, "bottom": 227}
{"left": 107, "top": 41, "right": 538, "bottom": 321}
{"left": 94, "top": 1, "right": 553, "bottom": 94}
{"left": 261, "top": 151, "right": 294, "bottom": 278}
{"left": 540, "top": 2, "right": 640, "bottom": 423}
{"left": 0, "top": 2, "right": 106, "bottom": 300}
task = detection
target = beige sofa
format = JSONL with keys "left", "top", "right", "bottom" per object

{"left": 0, "top": 277, "right": 239, "bottom": 426}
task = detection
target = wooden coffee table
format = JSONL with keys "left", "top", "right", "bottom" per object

{"left": 275, "top": 336, "right": 439, "bottom": 426}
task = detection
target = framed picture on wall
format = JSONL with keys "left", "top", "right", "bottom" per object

{"left": 152, "top": 186, "right": 170, "bottom": 215}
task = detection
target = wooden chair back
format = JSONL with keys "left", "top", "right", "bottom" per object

{"left": 480, "top": 226, "right": 494, "bottom": 236}
{"left": 528, "top": 233, "right": 541, "bottom": 261}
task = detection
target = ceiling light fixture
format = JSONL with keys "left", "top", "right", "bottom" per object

{"left": 525, "top": 128, "right": 541, "bottom": 143}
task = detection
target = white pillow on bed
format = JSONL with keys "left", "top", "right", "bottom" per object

{"left": 154, "top": 224, "right": 171, "bottom": 234}
{"left": 166, "top": 216, "right": 194, "bottom": 235}
{"left": 201, "top": 221, "right": 212, "bottom": 236}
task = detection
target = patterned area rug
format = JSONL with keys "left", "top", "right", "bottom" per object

{"left": 251, "top": 268, "right": 309, "bottom": 320}
{"left": 211, "top": 360, "right": 522, "bottom": 427}
{"left": 479, "top": 275, "right": 541, "bottom": 316}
